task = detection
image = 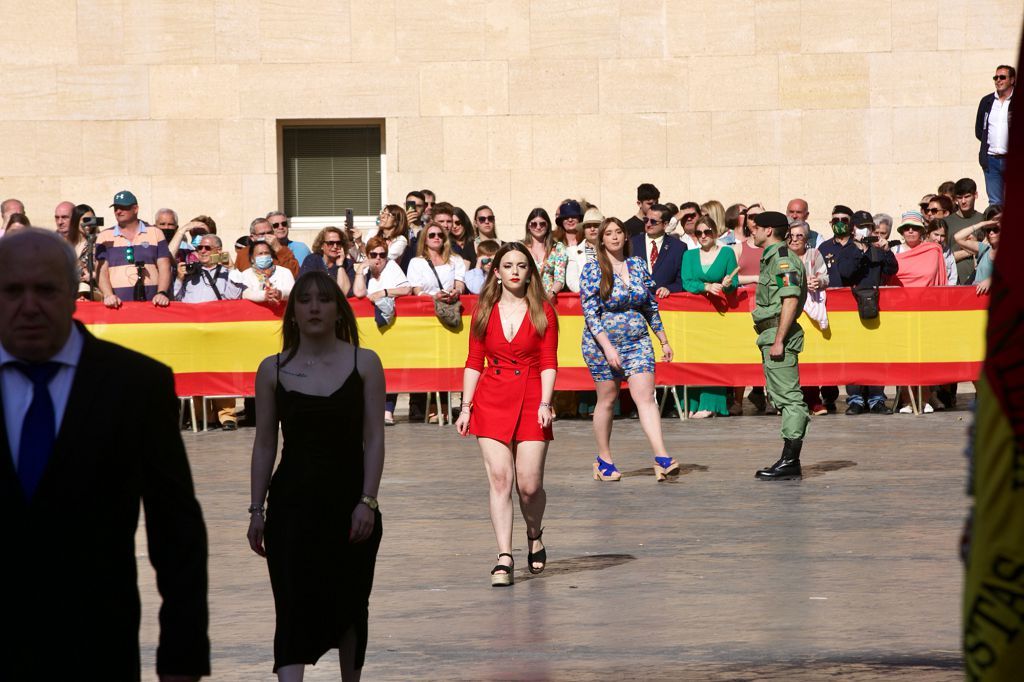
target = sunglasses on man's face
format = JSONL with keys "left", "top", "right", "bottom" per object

{"left": 644, "top": 217, "right": 663, "bottom": 225}
{"left": 271, "top": 221, "right": 289, "bottom": 228}
{"left": 681, "top": 213, "right": 698, "bottom": 221}
{"left": 695, "top": 228, "right": 715, "bottom": 237}
{"left": 196, "top": 245, "right": 217, "bottom": 251}
{"left": 924, "top": 207, "right": 941, "bottom": 214}
{"left": 986, "top": 226, "right": 1001, "bottom": 234}
{"left": 994, "top": 74, "right": 1010, "bottom": 81}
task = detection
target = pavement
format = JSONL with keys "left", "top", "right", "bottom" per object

{"left": 137, "top": 398, "right": 971, "bottom": 680}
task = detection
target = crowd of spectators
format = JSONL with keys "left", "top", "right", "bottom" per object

{"left": 0, "top": 169, "right": 1000, "bottom": 426}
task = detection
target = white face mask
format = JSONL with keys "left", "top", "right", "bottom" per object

{"left": 854, "top": 227, "right": 870, "bottom": 239}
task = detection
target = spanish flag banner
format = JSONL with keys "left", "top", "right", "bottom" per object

{"left": 961, "top": 42, "right": 1024, "bottom": 679}
{"left": 74, "top": 286, "right": 985, "bottom": 398}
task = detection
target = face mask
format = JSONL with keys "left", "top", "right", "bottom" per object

{"left": 254, "top": 255, "right": 273, "bottom": 269}
{"left": 831, "top": 220, "right": 850, "bottom": 237}
{"left": 854, "top": 227, "right": 870, "bottom": 239}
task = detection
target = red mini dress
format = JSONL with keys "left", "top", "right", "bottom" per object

{"left": 466, "top": 303, "right": 558, "bottom": 444}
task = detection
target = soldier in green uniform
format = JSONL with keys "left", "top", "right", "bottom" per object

{"left": 750, "top": 211, "right": 809, "bottom": 480}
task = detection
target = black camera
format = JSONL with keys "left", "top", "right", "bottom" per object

{"left": 81, "top": 216, "right": 104, "bottom": 235}
{"left": 185, "top": 261, "right": 202, "bottom": 277}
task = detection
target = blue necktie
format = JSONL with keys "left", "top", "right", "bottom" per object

{"left": 13, "top": 362, "right": 61, "bottom": 499}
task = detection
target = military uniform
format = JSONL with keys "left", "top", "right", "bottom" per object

{"left": 750, "top": 214, "right": 810, "bottom": 480}
{"left": 753, "top": 241, "right": 809, "bottom": 440}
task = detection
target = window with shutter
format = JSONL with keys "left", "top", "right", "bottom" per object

{"left": 281, "top": 125, "right": 383, "bottom": 218}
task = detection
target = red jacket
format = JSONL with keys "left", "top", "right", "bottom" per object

{"left": 466, "top": 303, "right": 558, "bottom": 443}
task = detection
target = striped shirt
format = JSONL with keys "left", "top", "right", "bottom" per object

{"left": 94, "top": 221, "right": 171, "bottom": 301}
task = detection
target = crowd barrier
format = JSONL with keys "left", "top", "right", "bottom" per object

{"left": 74, "top": 286, "right": 987, "bottom": 398}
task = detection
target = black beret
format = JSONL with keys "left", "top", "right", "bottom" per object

{"left": 754, "top": 211, "right": 789, "bottom": 229}
{"left": 831, "top": 204, "right": 854, "bottom": 217}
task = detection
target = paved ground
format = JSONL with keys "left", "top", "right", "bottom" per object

{"left": 138, "top": 398, "right": 971, "bottom": 680}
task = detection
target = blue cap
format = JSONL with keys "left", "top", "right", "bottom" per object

{"left": 110, "top": 190, "right": 138, "bottom": 207}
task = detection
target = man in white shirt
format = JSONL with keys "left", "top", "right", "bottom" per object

{"left": 975, "top": 65, "right": 1015, "bottom": 206}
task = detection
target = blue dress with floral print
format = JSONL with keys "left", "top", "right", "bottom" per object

{"left": 579, "top": 256, "right": 665, "bottom": 382}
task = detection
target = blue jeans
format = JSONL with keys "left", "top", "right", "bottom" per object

{"left": 983, "top": 155, "right": 1006, "bottom": 206}
{"left": 846, "top": 385, "right": 886, "bottom": 408}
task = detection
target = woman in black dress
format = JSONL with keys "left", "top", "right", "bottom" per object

{"left": 247, "top": 271, "right": 386, "bottom": 681}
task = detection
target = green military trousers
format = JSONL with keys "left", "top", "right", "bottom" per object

{"left": 759, "top": 344, "right": 809, "bottom": 440}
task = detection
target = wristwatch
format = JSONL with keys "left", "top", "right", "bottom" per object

{"left": 157, "top": 290, "right": 171, "bottom": 298}
{"left": 359, "top": 494, "right": 379, "bottom": 510}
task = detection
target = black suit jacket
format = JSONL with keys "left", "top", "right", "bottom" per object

{"left": 629, "top": 233, "right": 686, "bottom": 293}
{"left": 1, "top": 324, "right": 210, "bottom": 680}
{"left": 976, "top": 91, "right": 1015, "bottom": 169}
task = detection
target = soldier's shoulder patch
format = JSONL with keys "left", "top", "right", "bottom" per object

{"left": 778, "top": 261, "right": 790, "bottom": 270}
{"left": 776, "top": 271, "right": 800, "bottom": 288}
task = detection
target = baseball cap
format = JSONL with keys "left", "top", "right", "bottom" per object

{"left": 852, "top": 210, "right": 874, "bottom": 226}
{"left": 110, "top": 190, "right": 139, "bottom": 207}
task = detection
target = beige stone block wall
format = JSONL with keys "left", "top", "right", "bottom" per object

{"left": 0, "top": 0, "right": 1021, "bottom": 246}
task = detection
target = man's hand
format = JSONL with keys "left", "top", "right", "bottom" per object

{"left": 855, "top": 240, "right": 868, "bottom": 252}
{"left": 265, "top": 234, "right": 283, "bottom": 252}
{"left": 769, "top": 340, "right": 785, "bottom": 362}
{"left": 103, "top": 294, "right": 122, "bottom": 309}
{"left": 655, "top": 286, "right": 670, "bottom": 299}
{"left": 176, "top": 262, "right": 188, "bottom": 281}
{"left": 152, "top": 293, "right": 170, "bottom": 307}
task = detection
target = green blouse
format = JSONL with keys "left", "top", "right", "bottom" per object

{"left": 681, "top": 246, "right": 739, "bottom": 294}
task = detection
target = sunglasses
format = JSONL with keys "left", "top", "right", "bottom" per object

{"left": 368, "top": 251, "right": 387, "bottom": 259}
{"left": 643, "top": 217, "right": 663, "bottom": 225}
{"left": 902, "top": 226, "right": 922, "bottom": 232}
{"left": 986, "top": 226, "right": 1001, "bottom": 234}
{"left": 271, "top": 221, "right": 289, "bottom": 228}
{"left": 324, "top": 240, "right": 343, "bottom": 247}
{"left": 994, "top": 74, "right": 1010, "bottom": 81}
{"left": 477, "top": 215, "right": 494, "bottom": 223}
{"left": 528, "top": 221, "right": 548, "bottom": 228}
{"left": 787, "top": 234, "right": 807, "bottom": 241}
{"left": 681, "top": 213, "right": 698, "bottom": 221}
{"left": 695, "top": 228, "right": 716, "bottom": 237}
{"left": 195, "top": 245, "right": 216, "bottom": 251}
{"left": 562, "top": 216, "right": 580, "bottom": 222}
{"left": 426, "top": 232, "right": 444, "bottom": 239}
{"left": 924, "top": 207, "right": 941, "bottom": 214}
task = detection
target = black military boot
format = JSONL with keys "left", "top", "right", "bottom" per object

{"left": 755, "top": 438, "right": 803, "bottom": 480}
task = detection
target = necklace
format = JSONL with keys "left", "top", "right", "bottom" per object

{"left": 499, "top": 299, "right": 528, "bottom": 340}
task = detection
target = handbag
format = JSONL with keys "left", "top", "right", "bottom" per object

{"left": 426, "top": 260, "right": 462, "bottom": 330}
{"left": 852, "top": 285, "right": 879, "bottom": 320}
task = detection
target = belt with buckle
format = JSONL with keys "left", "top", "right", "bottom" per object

{"left": 753, "top": 315, "right": 780, "bottom": 334}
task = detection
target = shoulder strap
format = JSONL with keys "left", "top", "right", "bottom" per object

{"left": 275, "top": 353, "right": 280, "bottom": 381}
{"left": 778, "top": 246, "right": 789, "bottom": 257}
{"left": 200, "top": 266, "right": 224, "bottom": 300}
{"left": 425, "top": 259, "right": 445, "bottom": 289}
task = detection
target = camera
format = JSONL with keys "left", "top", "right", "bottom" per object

{"left": 863, "top": 236, "right": 880, "bottom": 244}
{"left": 81, "top": 216, "right": 104, "bottom": 235}
{"left": 185, "top": 261, "right": 202, "bottom": 277}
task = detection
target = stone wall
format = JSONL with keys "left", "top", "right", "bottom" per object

{"left": 1, "top": 0, "right": 1020, "bottom": 242}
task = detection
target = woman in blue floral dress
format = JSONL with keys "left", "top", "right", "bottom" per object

{"left": 580, "top": 217, "right": 680, "bottom": 482}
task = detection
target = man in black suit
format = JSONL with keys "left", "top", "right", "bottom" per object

{"left": 0, "top": 229, "right": 209, "bottom": 680}
{"left": 629, "top": 203, "right": 686, "bottom": 298}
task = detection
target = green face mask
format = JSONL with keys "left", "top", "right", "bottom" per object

{"left": 831, "top": 220, "right": 850, "bottom": 237}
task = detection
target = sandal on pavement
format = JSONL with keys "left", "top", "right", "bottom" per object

{"left": 593, "top": 456, "right": 622, "bottom": 481}
{"left": 491, "top": 553, "right": 514, "bottom": 587}
{"left": 527, "top": 528, "right": 547, "bottom": 574}
{"left": 653, "top": 456, "right": 680, "bottom": 482}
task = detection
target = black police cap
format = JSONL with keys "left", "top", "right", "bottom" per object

{"left": 753, "top": 211, "right": 789, "bottom": 229}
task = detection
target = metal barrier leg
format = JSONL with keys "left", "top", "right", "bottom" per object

{"left": 677, "top": 386, "right": 687, "bottom": 421}
{"left": 907, "top": 386, "right": 920, "bottom": 416}
{"left": 202, "top": 398, "right": 209, "bottom": 432}
{"left": 658, "top": 387, "right": 669, "bottom": 414}
{"left": 446, "top": 392, "right": 453, "bottom": 426}
{"left": 190, "top": 397, "right": 198, "bottom": 433}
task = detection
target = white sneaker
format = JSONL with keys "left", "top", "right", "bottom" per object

{"left": 923, "top": 403, "right": 934, "bottom": 414}
{"left": 898, "top": 405, "right": 913, "bottom": 414}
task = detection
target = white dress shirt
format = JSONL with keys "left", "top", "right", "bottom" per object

{"left": 644, "top": 234, "right": 665, "bottom": 273}
{"left": 1, "top": 325, "right": 84, "bottom": 467}
{"left": 988, "top": 90, "right": 1013, "bottom": 155}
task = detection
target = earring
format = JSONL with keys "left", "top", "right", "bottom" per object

{"left": 496, "top": 278, "right": 502, "bottom": 286}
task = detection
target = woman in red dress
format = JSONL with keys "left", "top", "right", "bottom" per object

{"left": 455, "top": 242, "right": 558, "bottom": 586}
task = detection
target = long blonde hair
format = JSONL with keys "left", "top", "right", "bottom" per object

{"left": 471, "top": 242, "right": 555, "bottom": 339}
{"left": 595, "top": 217, "right": 631, "bottom": 300}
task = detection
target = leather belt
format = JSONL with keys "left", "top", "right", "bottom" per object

{"left": 990, "top": 153, "right": 1008, "bottom": 158}
{"left": 753, "top": 315, "right": 780, "bottom": 334}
